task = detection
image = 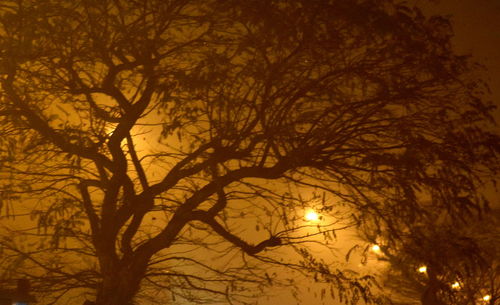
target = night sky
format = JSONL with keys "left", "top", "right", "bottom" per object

{"left": 419, "top": 0, "right": 500, "bottom": 121}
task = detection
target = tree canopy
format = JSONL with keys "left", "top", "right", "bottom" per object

{"left": 362, "top": 208, "right": 500, "bottom": 305}
{"left": 0, "top": 0, "right": 499, "bottom": 304}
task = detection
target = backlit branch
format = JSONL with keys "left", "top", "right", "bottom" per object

{"left": 190, "top": 210, "right": 281, "bottom": 255}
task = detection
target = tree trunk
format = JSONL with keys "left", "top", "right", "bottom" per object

{"left": 94, "top": 258, "right": 148, "bottom": 305}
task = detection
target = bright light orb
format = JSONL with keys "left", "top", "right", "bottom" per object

{"left": 371, "top": 244, "right": 381, "bottom": 253}
{"left": 418, "top": 266, "right": 427, "bottom": 273}
{"left": 451, "top": 281, "right": 460, "bottom": 289}
{"left": 305, "top": 210, "right": 319, "bottom": 222}
{"left": 483, "top": 295, "right": 491, "bottom": 302}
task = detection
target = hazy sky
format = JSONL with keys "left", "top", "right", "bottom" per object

{"left": 418, "top": 0, "right": 500, "bottom": 119}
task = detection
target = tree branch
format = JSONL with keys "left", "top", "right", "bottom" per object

{"left": 190, "top": 210, "right": 281, "bottom": 255}
{"left": 126, "top": 133, "right": 149, "bottom": 191}
{"left": 1, "top": 79, "right": 114, "bottom": 169}
{"left": 78, "top": 181, "right": 101, "bottom": 241}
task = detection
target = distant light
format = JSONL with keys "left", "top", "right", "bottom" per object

{"left": 451, "top": 281, "right": 460, "bottom": 289}
{"left": 305, "top": 210, "right": 319, "bottom": 221}
{"left": 418, "top": 266, "right": 427, "bottom": 273}
{"left": 371, "top": 244, "right": 381, "bottom": 253}
{"left": 483, "top": 295, "right": 491, "bottom": 301}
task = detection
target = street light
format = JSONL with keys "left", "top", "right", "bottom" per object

{"left": 371, "top": 244, "right": 381, "bottom": 253}
{"left": 304, "top": 210, "right": 319, "bottom": 222}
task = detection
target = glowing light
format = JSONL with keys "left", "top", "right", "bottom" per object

{"left": 451, "top": 281, "right": 460, "bottom": 289}
{"left": 304, "top": 210, "right": 319, "bottom": 222}
{"left": 418, "top": 266, "right": 427, "bottom": 273}
{"left": 483, "top": 295, "right": 491, "bottom": 302}
{"left": 371, "top": 244, "right": 381, "bottom": 253}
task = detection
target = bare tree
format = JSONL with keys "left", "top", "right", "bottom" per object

{"left": 0, "top": 0, "right": 498, "bottom": 304}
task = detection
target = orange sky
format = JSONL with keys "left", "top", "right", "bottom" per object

{"left": 418, "top": 0, "right": 500, "bottom": 121}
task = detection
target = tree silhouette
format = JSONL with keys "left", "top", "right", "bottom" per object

{"left": 0, "top": 0, "right": 499, "bottom": 304}
{"left": 363, "top": 209, "right": 500, "bottom": 305}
